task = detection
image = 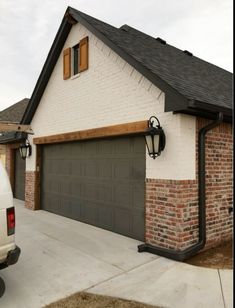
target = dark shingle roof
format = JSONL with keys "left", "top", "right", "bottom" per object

{"left": 22, "top": 7, "right": 232, "bottom": 124}
{"left": 71, "top": 9, "right": 232, "bottom": 111}
{"left": 0, "top": 98, "right": 29, "bottom": 123}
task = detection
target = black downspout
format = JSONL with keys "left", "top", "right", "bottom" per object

{"left": 138, "top": 112, "right": 224, "bottom": 261}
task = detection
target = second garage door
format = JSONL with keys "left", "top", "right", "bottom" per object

{"left": 41, "top": 136, "right": 146, "bottom": 241}
{"left": 14, "top": 149, "right": 26, "bottom": 201}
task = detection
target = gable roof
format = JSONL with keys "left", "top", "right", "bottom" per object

{"left": 0, "top": 98, "right": 29, "bottom": 123}
{"left": 0, "top": 98, "right": 29, "bottom": 144}
{"left": 22, "top": 7, "right": 232, "bottom": 124}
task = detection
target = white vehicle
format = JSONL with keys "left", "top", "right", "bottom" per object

{"left": 0, "top": 122, "right": 29, "bottom": 269}
{"left": 0, "top": 160, "right": 20, "bottom": 269}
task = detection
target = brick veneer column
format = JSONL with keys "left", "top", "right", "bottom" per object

{"left": 25, "top": 171, "right": 39, "bottom": 210}
{"left": 5, "top": 145, "right": 12, "bottom": 178}
{"left": 145, "top": 118, "right": 233, "bottom": 251}
{"left": 145, "top": 179, "right": 198, "bottom": 250}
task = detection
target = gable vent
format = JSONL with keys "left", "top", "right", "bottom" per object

{"left": 183, "top": 50, "right": 193, "bottom": 57}
{"left": 156, "top": 37, "right": 166, "bottom": 45}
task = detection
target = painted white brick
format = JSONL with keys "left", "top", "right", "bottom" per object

{"left": 27, "top": 22, "right": 196, "bottom": 180}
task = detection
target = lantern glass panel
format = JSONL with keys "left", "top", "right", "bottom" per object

{"left": 145, "top": 135, "right": 153, "bottom": 154}
{"left": 20, "top": 146, "right": 27, "bottom": 159}
{"left": 153, "top": 134, "right": 160, "bottom": 154}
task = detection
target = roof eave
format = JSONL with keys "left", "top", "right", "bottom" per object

{"left": 0, "top": 132, "right": 27, "bottom": 144}
{"left": 21, "top": 9, "right": 73, "bottom": 124}
{"left": 174, "top": 99, "right": 232, "bottom": 123}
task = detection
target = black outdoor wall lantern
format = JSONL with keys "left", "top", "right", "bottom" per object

{"left": 145, "top": 116, "right": 166, "bottom": 159}
{"left": 19, "top": 139, "right": 32, "bottom": 160}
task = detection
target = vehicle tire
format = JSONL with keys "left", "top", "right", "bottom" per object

{"left": 0, "top": 277, "right": 5, "bottom": 297}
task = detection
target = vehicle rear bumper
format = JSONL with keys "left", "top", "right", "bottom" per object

{"left": 0, "top": 246, "right": 21, "bottom": 270}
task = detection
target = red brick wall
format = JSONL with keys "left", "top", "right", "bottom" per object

{"left": 146, "top": 118, "right": 233, "bottom": 251}
{"left": 197, "top": 118, "right": 233, "bottom": 247}
{"left": 25, "top": 171, "right": 38, "bottom": 210}
{"left": 5, "top": 145, "right": 12, "bottom": 178}
{"left": 5, "top": 143, "right": 20, "bottom": 191}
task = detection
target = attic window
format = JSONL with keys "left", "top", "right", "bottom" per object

{"left": 63, "top": 36, "right": 89, "bottom": 80}
{"left": 73, "top": 43, "right": 80, "bottom": 75}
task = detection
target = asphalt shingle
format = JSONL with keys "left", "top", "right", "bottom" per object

{"left": 0, "top": 98, "right": 29, "bottom": 123}
{"left": 71, "top": 8, "right": 232, "bottom": 110}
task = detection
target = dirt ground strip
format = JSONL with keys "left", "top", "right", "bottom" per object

{"left": 186, "top": 240, "right": 233, "bottom": 269}
{"left": 44, "top": 292, "right": 160, "bottom": 308}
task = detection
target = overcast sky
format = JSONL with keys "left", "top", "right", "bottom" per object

{"left": 0, "top": 0, "right": 233, "bottom": 110}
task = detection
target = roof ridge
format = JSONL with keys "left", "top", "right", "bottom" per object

{"left": 69, "top": 6, "right": 119, "bottom": 31}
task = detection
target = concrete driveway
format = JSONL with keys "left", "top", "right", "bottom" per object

{"left": 0, "top": 200, "right": 232, "bottom": 308}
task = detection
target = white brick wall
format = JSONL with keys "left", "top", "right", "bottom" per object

{"left": 27, "top": 22, "right": 196, "bottom": 180}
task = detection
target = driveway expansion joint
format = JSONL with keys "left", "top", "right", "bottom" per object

{"left": 84, "top": 257, "right": 161, "bottom": 293}
{"left": 218, "top": 269, "right": 227, "bottom": 308}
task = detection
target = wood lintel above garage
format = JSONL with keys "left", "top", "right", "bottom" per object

{"left": 33, "top": 120, "right": 149, "bottom": 145}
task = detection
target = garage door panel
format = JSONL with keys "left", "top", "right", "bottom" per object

{"left": 84, "top": 162, "right": 98, "bottom": 177}
{"left": 133, "top": 137, "right": 145, "bottom": 153}
{"left": 81, "top": 201, "right": 98, "bottom": 224}
{"left": 41, "top": 136, "right": 145, "bottom": 241}
{"left": 132, "top": 183, "right": 145, "bottom": 208}
{"left": 113, "top": 138, "right": 131, "bottom": 154}
{"left": 132, "top": 212, "right": 145, "bottom": 239}
{"left": 69, "top": 198, "right": 82, "bottom": 220}
{"left": 97, "top": 182, "right": 113, "bottom": 203}
{"left": 71, "top": 143, "right": 83, "bottom": 157}
{"left": 113, "top": 183, "right": 131, "bottom": 208}
{"left": 84, "top": 142, "right": 98, "bottom": 157}
{"left": 114, "top": 208, "right": 131, "bottom": 235}
{"left": 44, "top": 194, "right": 60, "bottom": 213}
{"left": 97, "top": 160, "right": 112, "bottom": 179}
{"left": 58, "top": 196, "right": 70, "bottom": 216}
{"left": 60, "top": 176, "right": 71, "bottom": 195}
{"left": 83, "top": 181, "right": 99, "bottom": 202}
{"left": 50, "top": 180, "right": 60, "bottom": 194}
{"left": 99, "top": 139, "right": 113, "bottom": 155}
{"left": 132, "top": 159, "right": 145, "bottom": 179}
{"left": 14, "top": 149, "right": 26, "bottom": 201}
{"left": 113, "top": 159, "right": 131, "bottom": 180}
{"left": 59, "top": 160, "right": 71, "bottom": 175}
{"left": 71, "top": 160, "right": 84, "bottom": 176}
{"left": 97, "top": 205, "right": 114, "bottom": 230}
{"left": 71, "top": 179, "right": 84, "bottom": 197}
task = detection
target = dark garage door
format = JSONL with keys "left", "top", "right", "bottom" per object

{"left": 41, "top": 136, "right": 145, "bottom": 240}
{"left": 14, "top": 149, "right": 26, "bottom": 201}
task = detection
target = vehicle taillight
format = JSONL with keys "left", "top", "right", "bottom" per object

{"left": 7, "top": 207, "right": 15, "bottom": 236}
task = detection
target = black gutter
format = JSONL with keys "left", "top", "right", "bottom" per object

{"left": 187, "top": 100, "right": 232, "bottom": 119}
{"left": 0, "top": 132, "right": 27, "bottom": 144}
{"left": 138, "top": 112, "right": 224, "bottom": 261}
{"left": 173, "top": 110, "right": 231, "bottom": 124}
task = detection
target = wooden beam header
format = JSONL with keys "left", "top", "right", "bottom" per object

{"left": 33, "top": 120, "right": 148, "bottom": 145}
{"left": 0, "top": 123, "right": 32, "bottom": 134}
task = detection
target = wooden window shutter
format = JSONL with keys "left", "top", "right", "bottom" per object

{"left": 63, "top": 48, "right": 71, "bottom": 80}
{"left": 79, "top": 37, "right": 89, "bottom": 72}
